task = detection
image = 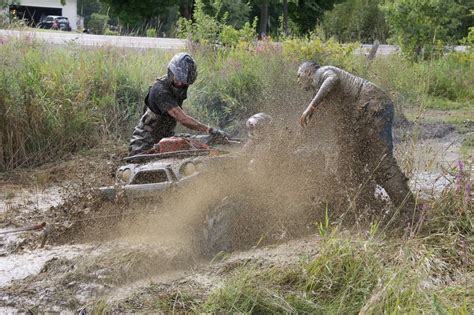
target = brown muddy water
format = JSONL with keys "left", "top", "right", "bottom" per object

{"left": 0, "top": 125, "right": 472, "bottom": 312}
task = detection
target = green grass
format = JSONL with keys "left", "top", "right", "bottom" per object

{"left": 462, "top": 134, "right": 474, "bottom": 149}
{"left": 103, "top": 228, "right": 472, "bottom": 314}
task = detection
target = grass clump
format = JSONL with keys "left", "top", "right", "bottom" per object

{"left": 202, "top": 230, "right": 472, "bottom": 314}
{"left": 203, "top": 235, "right": 384, "bottom": 314}
{"left": 203, "top": 164, "right": 472, "bottom": 314}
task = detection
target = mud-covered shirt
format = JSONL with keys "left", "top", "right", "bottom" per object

{"left": 128, "top": 76, "right": 188, "bottom": 155}
{"left": 145, "top": 75, "right": 188, "bottom": 135}
{"left": 310, "top": 66, "right": 390, "bottom": 117}
{"left": 312, "top": 66, "right": 368, "bottom": 100}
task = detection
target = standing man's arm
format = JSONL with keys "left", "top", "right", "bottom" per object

{"left": 300, "top": 71, "right": 339, "bottom": 127}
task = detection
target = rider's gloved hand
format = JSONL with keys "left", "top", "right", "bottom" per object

{"left": 208, "top": 127, "right": 231, "bottom": 140}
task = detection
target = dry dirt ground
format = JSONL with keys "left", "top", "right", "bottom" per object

{"left": 0, "top": 121, "right": 472, "bottom": 313}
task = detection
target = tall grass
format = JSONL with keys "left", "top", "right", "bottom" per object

{"left": 1, "top": 36, "right": 472, "bottom": 170}
{"left": 0, "top": 37, "right": 170, "bottom": 170}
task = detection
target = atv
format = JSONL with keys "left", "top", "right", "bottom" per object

{"left": 99, "top": 134, "right": 241, "bottom": 201}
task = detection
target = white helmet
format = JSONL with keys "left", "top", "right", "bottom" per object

{"left": 246, "top": 113, "right": 273, "bottom": 139}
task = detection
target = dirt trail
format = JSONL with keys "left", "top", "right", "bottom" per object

{"left": 0, "top": 122, "right": 471, "bottom": 312}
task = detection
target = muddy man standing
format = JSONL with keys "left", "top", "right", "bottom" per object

{"left": 129, "top": 52, "right": 230, "bottom": 156}
{"left": 297, "top": 62, "right": 416, "bottom": 221}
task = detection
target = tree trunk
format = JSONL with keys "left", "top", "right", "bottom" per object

{"left": 259, "top": 1, "right": 269, "bottom": 37}
{"left": 179, "top": 1, "right": 194, "bottom": 20}
{"left": 283, "top": 0, "right": 288, "bottom": 36}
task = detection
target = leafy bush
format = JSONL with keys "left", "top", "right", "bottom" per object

{"left": 88, "top": 13, "right": 109, "bottom": 35}
{"left": 104, "top": 28, "right": 119, "bottom": 36}
{"left": 145, "top": 28, "right": 157, "bottom": 38}
{"left": 282, "top": 36, "right": 359, "bottom": 70}
{"left": 322, "top": 0, "right": 389, "bottom": 43}
{"left": 381, "top": 0, "right": 466, "bottom": 60}
{"left": 463, "top": 26, "right": 474, "bottom": 45}
{"left": 177, "top": 0, "right": 257, "bottom": 47}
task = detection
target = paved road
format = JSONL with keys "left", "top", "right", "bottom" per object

{"left": 1, "top": 29, "right": 469, "bottom": 54}
{"left": 0, "top": 29, "right": 187, "bottom": 50}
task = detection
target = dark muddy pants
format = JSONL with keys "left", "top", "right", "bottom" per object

{"left": 358, "top": 101, "right": 416, "bottom": 218}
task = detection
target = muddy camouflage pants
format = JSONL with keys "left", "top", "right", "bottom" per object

{"left": 128, "top": 109, "right": 175, "bottom": 156}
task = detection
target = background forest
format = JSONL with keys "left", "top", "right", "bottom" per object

{"left": 74, "top": 0, "right": 473, "bottom": 57}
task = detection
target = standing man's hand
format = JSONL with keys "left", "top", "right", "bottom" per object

{"left": 300, "top": 106, "right": 315, "bottom": 127}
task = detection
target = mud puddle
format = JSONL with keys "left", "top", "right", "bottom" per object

{"left": 0, "top": 239, "right": 194, "bottom": 312}
{"left": 403, "top": 132, "right": 471, "bottom": 197}
{"left": 0, "top": 244, "right": 92, "bottom": 287}
{"left": 1, "top": 184, "right": 66, "bottom": 216}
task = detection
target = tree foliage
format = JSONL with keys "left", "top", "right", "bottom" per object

{"left": 71, "top": 0, "right": 474, "bottom": 45}
{"left": 382, "top": 0, "right": 467, "bottom": 59}
{"left": 289, "top": 0, "right": 338, "bottom": 35}
{"left": 100, "top": 0, "right": 176, "bottom": 31}
{"left": 322, "top": 0, "right": 388, "bottom": 43}
{"left": 177, "top": 0, "right": 257, "bottom": 46}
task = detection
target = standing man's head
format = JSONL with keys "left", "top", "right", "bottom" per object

{"left": 167, "top": 52, "right": 198, "bottom": 88}
{"left": 297, "top": 61, "right": 320, "bottom": 91}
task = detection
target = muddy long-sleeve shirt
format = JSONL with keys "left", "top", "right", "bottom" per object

{"left": 309, "top": 66, "right": 389, "bottom": 112}
{"left": 308, "top": 66, "right": 395, "bottom": 152}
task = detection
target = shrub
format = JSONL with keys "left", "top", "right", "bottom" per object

{"left": 282, "top": 36, "right": 359, "bottom": 70}
{"left": 321, "top": 0, "right": 389, "bottom": 43}
{"left": 145, "top": 28, "right": 157, "bottom": 38}
{"left": 177, "top": 0, "right": 257, "bottom": 47}
{"left": 88, "top": 13, "right": 109, "bottom": 35}
{"left": 381, "top": 0, "right": 466, "bottom": 60}
{"left": 104, "top": 28, "right": 119, "bottom": 36}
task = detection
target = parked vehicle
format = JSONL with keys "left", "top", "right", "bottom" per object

{"left": 38, "top": 16, "right": 72, "bottom": 31}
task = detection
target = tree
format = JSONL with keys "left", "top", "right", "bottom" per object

{"left": 209, "top": 0, "right": 251, "bottom": 28}
{"left": 259, "top": 0, "right": 269, "bottom": 35}
{"left": 286, "top": 0, "right": 338, "bottom": 35}
{"left": 282, "top": 0, "right": 288, "bottom": 35}
{"left": 179, "top": 0, "right": 194, "bottom": 20}
{"left": 100, "top": 0, "right": 175, "bottom": 32}
{"left": 322, "top": 0, "right": 388, "bottom": 43}
{"left": 382, "top": 0, "right": 466, "bottom": 59}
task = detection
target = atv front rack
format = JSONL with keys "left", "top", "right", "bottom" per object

{"left": 124, "top": 149, "right": 229, "bottom": 163}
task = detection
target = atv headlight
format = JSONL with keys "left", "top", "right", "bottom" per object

{"left": 181, "top": 163, "right": 197, "bottom": 177}
{"left": 118, "top": 168, "right": 132, "bottom": 184}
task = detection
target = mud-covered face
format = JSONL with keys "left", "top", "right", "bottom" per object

{"left": 297, "top": 66, "right": 313, "bottom": 91}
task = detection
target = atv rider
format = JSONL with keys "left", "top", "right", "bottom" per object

{"left": 297, "top": 62, "right": 416, "bottom": 220}
{"left": 242, "top": 112, "right": 273, "bottom": 153}
{"left": 129, "top": 52, "right": 230, "bottom": 156}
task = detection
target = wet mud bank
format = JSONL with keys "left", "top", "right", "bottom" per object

{"left": 0, "top": 121, "right": 472, "bottom": 312}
